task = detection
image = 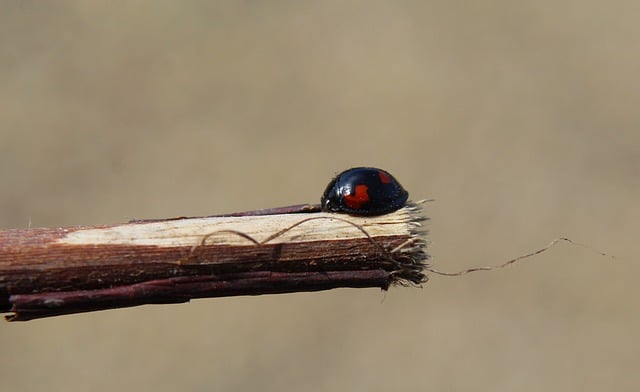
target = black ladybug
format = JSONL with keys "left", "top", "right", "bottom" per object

{"left": 321, "top": 167, "right": 409, "bottom": 216}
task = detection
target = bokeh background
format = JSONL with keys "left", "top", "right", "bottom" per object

{"left": 1, "top": 2, "right": 638, "bottom": 391}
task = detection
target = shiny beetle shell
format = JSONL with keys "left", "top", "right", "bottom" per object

{"left": 320, "top": 167, "right": 409, "bottom": 216}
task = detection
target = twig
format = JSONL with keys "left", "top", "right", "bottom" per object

{"left": 0, "top": 204, "right": 428, "bottom": 321}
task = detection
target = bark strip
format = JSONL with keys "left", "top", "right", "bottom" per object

{"left": 0, "top": 204, "right": 428, "bottom": 321}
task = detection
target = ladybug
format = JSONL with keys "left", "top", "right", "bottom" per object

{"left": 321, "top": 167, "right": 409, "bottom": 216}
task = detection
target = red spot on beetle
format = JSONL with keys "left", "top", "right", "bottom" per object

{"left": 343, "top": 184, "right": 370, "bottom": 209}
{"left": 378, "top": 170, "right": 392, "bottom": 184}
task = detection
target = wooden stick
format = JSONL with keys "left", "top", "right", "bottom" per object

{"left": 0, "top": 203, "right": 428, "bottom": 321}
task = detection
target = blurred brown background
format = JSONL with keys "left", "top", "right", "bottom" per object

{"left": 1, "top": 1, "right": 638, "bottom": 391}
